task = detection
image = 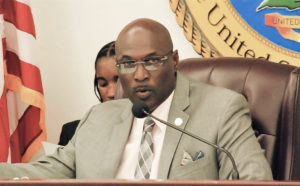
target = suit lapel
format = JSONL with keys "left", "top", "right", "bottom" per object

{"left": 96, "top": 102, "right": 133, "bottom": 178}
{"left": 158, "top": 73, "right": 190, "bottom": 179}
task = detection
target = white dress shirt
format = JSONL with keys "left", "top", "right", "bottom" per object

{"left": 116, "top": 91, "right": 174, "bottom": 179}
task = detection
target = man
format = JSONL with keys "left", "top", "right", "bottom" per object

{"left": 0, "top": 18, "right": 272, "bottom": 180}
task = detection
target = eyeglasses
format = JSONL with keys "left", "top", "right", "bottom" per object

{"left": 116, "top": 51, "right": 173, "bottom": 74}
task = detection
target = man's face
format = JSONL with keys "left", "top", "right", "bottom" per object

{"left": 116, "top": 28, "right": 178, "bottom": 112}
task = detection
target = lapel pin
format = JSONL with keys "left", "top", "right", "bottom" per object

{"left": 174, "top": 118, "right": 183, "bottom": 126}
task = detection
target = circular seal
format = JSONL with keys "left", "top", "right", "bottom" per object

{"left": 170, "top": 0, "right": 300, "bottom": 66}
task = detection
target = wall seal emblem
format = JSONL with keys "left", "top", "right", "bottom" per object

{"left": 170, "top": 0, "right": 300, "bottom": 66}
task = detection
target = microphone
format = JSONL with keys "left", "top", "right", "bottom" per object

{"left": 132, "top": 102, "right": 240, "bottom": 180}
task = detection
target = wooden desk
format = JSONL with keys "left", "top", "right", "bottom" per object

{"left": 0, "top": 180, "right": 299, "bottom": 186}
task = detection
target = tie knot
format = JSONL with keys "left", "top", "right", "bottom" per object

{"left": 143, "top": 117, "right": 155, "bottom": 133}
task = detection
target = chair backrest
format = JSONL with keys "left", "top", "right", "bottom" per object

{"left": 178, "top": 57, "right": 300, "bottom": 180}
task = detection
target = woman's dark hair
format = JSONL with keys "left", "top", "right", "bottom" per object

{"left": 93, "top": 41, "right": 116, "bottom": 102}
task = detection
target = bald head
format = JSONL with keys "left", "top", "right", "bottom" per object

{"left": 115, "top": 18, "right": 173, "bottom": 58}
{"left": 115, "top": 18, "right": 179, "bottom": 112}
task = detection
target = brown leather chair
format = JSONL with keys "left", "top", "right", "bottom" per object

{"left": 178, "top": 57, "right": 300, "bottom": 180}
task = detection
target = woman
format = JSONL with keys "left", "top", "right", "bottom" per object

{"left": 93, "top": 41, "right": 118, "bottom": 102}
{"left": 58, "top": 41, "right": 118, "bottom": 146}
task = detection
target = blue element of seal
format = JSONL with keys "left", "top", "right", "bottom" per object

{"left": 230, "top": 0, "right": 300, "bottom": 53}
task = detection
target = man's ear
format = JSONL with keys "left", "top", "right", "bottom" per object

{"left": 172, "top": 50, "right": 179, "bottom": 70}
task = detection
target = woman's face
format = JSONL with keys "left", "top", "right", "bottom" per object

{"left": 96, "top": 57, "right": 118, "bottom": 102}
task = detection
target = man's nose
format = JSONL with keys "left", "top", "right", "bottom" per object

{"left": 133, "top": 63, "right": 149, "bottom": 81}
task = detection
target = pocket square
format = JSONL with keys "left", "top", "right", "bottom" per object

{"left": 180, "top": 150, "right": 204, "bottom": 166}
{"left": 193, "top": 150, "right": 204, "bottom": 161}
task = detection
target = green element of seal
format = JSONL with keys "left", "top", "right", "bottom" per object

{"left": 257, "top": 0, "right": 300, "bottom": 11}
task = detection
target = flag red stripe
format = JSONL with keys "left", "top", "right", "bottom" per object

{"left": 2, "top": 0, "right": 36, "bottom": 38}
{"left": 0, "top": 90, "right": 9, "bottom": 162}
{"left": 0, "top": 37, "right": 9, "bottom": 162}
{"left": 10, "top": 105, "right": 42, "bottom": 163}
{"left": 5, "top": 74, "right": 46, "bottom": 162}
{"left": 1, "top": 0, "right": 46, "bottom": 163}
{"left": 6, "top": 51, "right": 43, "bottom": 94}
{"left": 2, "top": 38, "right": 6, "bottom": 59}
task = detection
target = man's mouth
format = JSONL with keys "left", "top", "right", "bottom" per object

{"left": 134, "top": 86, "right": 153, "bottom": 100}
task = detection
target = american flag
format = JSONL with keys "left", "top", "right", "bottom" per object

{"left": 0, "top": 0, "right": 46, "bottom": 163}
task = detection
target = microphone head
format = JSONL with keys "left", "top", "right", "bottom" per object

{"left": 132, "top": 102, "right": 149, "bottom": 118}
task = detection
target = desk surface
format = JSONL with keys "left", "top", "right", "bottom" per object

{"left": 0, "top": 180, "right": 299, "bottom": 186}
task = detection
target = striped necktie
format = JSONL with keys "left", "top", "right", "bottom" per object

{"left": 134, "top": 117, "right": 155, "bottom": 179}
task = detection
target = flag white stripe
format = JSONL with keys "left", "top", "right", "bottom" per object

{"left": 7, "top": 147, "right": 11, "bottom": 164}
{"left": 7, "top": 91, "right": 28, "bottom": 135}
{"left": 1, "top": 0, "right": 45, "bottom": 163}
{"left": 4, "top": 21, "right": 39, "bottom": 67}
{"left": 7, "top": 91, "right": 19, "bottom": 135}
{"left": 16, "top": 0, "right": 31, "bottom": 6}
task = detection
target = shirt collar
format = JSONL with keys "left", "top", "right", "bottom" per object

{"left": 134, "top": 91, "right": 174, "bottom": 131}
{"left": 150, "top": 91, "right": 175, "bottom": 131}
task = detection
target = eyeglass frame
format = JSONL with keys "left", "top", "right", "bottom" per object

{"left": 115, "top": 50, "right": 173, "bottom": 74}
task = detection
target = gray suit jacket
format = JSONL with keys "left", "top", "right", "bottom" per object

{"left": 0, "top": 73, "right": 273, "bottom": 180}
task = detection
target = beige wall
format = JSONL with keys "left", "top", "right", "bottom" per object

{"left": 30, "top": 0, "right": 200, "bottom": 143}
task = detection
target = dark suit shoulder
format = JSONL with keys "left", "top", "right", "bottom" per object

{"left": 59, "top": 120, "right": 80, "bottom": 146}
{"left": 62, "top": 120, "right": 80, "bottom": 129}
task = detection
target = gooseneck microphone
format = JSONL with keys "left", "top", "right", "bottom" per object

{"left": 132, "top": 102, "right": 240, "bottom": 180}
